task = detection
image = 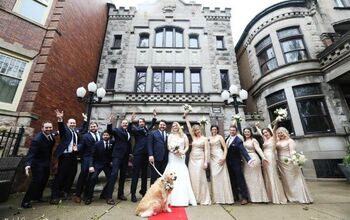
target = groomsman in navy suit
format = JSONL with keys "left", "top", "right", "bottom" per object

{"left": 106, "top": 116, "right": 132, "bottom": 205}
{"left": 50, "top": 110, "right": 87, "bottom": 204}
{"left": 21, "top": 121, "right": 56, "bottom": 208}
{"left": 128, "top": 110, "right": 157, "bottom": 202}
{"left": 85, "top": 130, "right": 113, "bottom": 205}
{"left": 226, "top": 125, "right": 255, "bottom": 205}
{"left": 147, "top": 120, "right": 168, "bottom": 185}
{"left": 74, "top": 121, "right": 101, "bottom": 203}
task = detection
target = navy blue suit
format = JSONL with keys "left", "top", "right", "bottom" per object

{"left": 51, "top": 120, "right": 87, "bottom": 199}
{"left": 147, "top": 130, "right": 168, "bottom": 184}
{"left": 22, "top": 132, "right": 55, "bottom": 204}
{"left": 75, "top": 132, "right": 100, "bottom": 198}
{"left": 86, "top": 140, "right": 113, "bottom": 200}
{"left": 129, "top": 118, "right": 157, "bottom": 196}
{"left": 106, "top": 124, "right": 131, "bottom": 199}
{"left": 226, "top": 135, "right": 251, "bottom": 200}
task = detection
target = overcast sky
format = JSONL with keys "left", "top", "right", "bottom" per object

{"left": 111, "top": 0, "right": 283, "bottom": 44}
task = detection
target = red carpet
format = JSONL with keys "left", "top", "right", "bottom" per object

{"left": 149, "top": 207, "right": 188, "bottom": 220}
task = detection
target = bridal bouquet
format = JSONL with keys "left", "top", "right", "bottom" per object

{"left": 183, "top": 104, "right": 193, "bottom": 113}
{"left": 198, "top": 116, "right": 208, "bottom": 126}
{"left": 272, "top": 108, "right": 288, "bottom": 125}
{"left": 282, "top": 152, "right": 307, "bottom": 167}
{"left": 232, "top": 114, "right": 242, "bottom": 123}
{"left": 169, "top": 144, "right": 184, "bottom": 159}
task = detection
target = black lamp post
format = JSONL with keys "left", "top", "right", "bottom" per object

{"left": 76, "top": 82, "right": 106, "bottom": 124}
{"left": 221, "top": 84, "right": 248, "bottom": 133}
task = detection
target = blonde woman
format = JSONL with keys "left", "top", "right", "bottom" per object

{"left": 274, "top": 126, "right": 313, "bottom": 204}
{"left": 164, "top": 122, "right": 197, "bottom": 206}
{"left": 184, "top": 112, "right": 211, "bottom": 205}
{"left": 208, "top": 125, "right": 234, "bottom": 204}
{"left": 255, "top": 123, "right": 287, "bottom": 204}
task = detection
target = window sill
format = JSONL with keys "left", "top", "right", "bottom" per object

{"left": 216, "top": 48, "right": 227, "bottom": 51}
{"left": 333, "top": 7, "right": 350, "bottom": 10}
{"left": 153, "top": 47, "right": 186, "bottom": 49}
{"left": 110, "top": 47, "right": 121, "bottom": 50}
{"left": 137, "top": 47, "right": 150, "bottom": 49}
{"left": 189, "top": 47, "right": 201, "bottom": 49}
{"left": 293, "top": 132, "right": 342, "bottom": 139}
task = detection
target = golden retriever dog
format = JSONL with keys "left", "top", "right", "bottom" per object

{"left": 135, "top": 172, "right": 177, "bottom": 218}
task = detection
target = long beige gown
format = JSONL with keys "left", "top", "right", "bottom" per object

{"left": 262, "top": 138, "right": 287, "bottom": 204}
{"left": 188, "top": 138, "right": 211, "bottom": 205}
{"left": 243, "top": 138, "right": 269, "bottom": 203}
{"left": 209, "top": 136, "right": 234, "bottom": 204}
{"left": 276, "top": 139, "right": 313, "bottom": 203}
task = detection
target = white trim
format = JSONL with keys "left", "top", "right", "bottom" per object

{"left": 0, "top": 50, "right": 33, "bottom": 112}
{"left": 13, "top": 0, "right": 53, "bottom": 25}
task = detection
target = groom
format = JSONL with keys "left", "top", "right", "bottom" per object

{"left": 148, "top": 120, "right": 168, "bottom": 185}
{"left": 226, "top": 125, "right": 255, "bottom": 205}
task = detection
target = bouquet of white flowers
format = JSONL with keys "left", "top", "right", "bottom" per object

{"left": 183, "top": 104, "right": 193, "bottom": 113}
{"left": 272, "top": 108, "right": 288, "bottom": 125}
{"left": 169, "top": 144, "right": 184, "bottom": 158}
{"left": 198, "top": 116, "right": 208, "bottom": 126}
{"left": 232, "top": 114, "right": 242, "bottom": 123}
{"left": 282, "top": 152, "right": 307, "bottom": 167}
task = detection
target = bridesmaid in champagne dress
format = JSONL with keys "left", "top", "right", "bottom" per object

{"left": 275, "top": 127, "right": 313, "bottom": 204}
{"left": 184, "top": 113, "right": 211, "bottom": 205}
{"left": 255, "top": 123, "right": 287, "bottom": 204}
{"left": 242, "top": 128, "right": 269, "bottom": 203}
{"left": 209, "top": 125, "right": 234, "bottom": 204}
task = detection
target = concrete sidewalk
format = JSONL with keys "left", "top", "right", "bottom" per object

{"left": 0, "top": 180, "right": 349, "bottom": 220}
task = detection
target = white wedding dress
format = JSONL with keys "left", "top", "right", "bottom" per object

{"left": 164, "top": 134, "right": 197, "bottom": 206}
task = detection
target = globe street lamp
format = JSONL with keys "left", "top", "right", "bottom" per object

{"left": 221, "top": 84, "right": 248, "bottom": 133}
{"left": 76, "top": 82, "right": 106, "bottom": 124}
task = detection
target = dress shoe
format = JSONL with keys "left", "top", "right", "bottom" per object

{"left": 74, "top": 196, "right": 81, "bottom": 203}
{"left": 240, "top": 199, "right": 248, "bottom": 205}
{"left": 131, "top": 195, "right": 137, "bottom": 203}
{"left": 106, "top": 199, "right": 115, "bottom": 205}
{"left": 34, "top": 198, "right": 48, "bottom": 203}
{"left": 139, "top": 190, "right": 145, "bottom": 197}
{"left": 85, "top": 199, "right": 92, "bottom": 205}
{"left": 49, "top": 199, "right": 60, "bottom": 205}
{"left": 21, "top": 202, "right": 32, "bottom": 209}
{"left": 62, "top": 192, "right": 70, "bottom": 200}
{"left": 117, "top": 195, "right": 127, "bottom": 201}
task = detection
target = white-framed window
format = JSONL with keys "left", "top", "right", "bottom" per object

{"left": 0, "top": 51, "right": 31, "bottom": 111}
{"left": 152, "top": 69, "right": 184, "bottom": 93}
{"left": 13, "top": 0, "right": 52, "bottom": 25}
{"left": 335, "top": 0, "right": 350, "bottom": 7}
{"left": 154, "top": 27, "right": 183, "bottom": 48}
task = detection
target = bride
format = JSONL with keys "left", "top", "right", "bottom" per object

{"left": 164, "top": 122, "right": 197, "bottom": 206}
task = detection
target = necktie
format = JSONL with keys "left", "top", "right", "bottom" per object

{"left": 161, "top": 131, "right": 165, "bottom": 142}
{"left": 94, "top": 132, "right": 99, "bottom": 142}
{"left": 104, "top": 141, "right": 107, "bottom": 150}
{"left": 71, "top": 129, "right": 77, "bottom": 145}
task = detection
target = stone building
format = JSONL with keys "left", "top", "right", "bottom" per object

{"left": 235, "top": 0, "right": 350, "bottom": 178}
{"left": 0, "top": 0, "right": 108, "bottom": 153}
{"left": 92, "top": 0, "right": 243, "bottom": 134}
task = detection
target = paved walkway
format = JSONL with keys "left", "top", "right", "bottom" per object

{"left": 0, "top": 180, "right": 349, "bottom": 220}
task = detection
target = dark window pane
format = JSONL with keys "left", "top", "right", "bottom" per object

{"left": 281, "top": 39, "right": 305, "bottom": 52}
{"left": 220, "top": 70, "right": 229, "bottom": 90}
{"left": 216, "top": 36, "right": 224, "bottom": 49}
{"left": 0, "top": 75, "right": 19, "bottom": 103}
{"left": 106, "top": 69, "right": 117, "bottom": 90}
{"left": 266, "top": 90, "right": 286, "bottom": 106}
{"left": 255, "top": 36, "right": 272, "bottom": 54}
{"left": 261, "top": 59, "right": 278, "bottom": 73}
{"left": 278, "top": 27, "right": 301, "bottom": 39}
{"left": 136, "top": 70, "right": 146, "bottom": 93}
{"left": 155, "top": 31, "right": 163, "bottom": 47}
{"left": 285, "top": 50, "right": 307, "bottom": 63}
{"left": 268, "top": 104, "right": 294, "bottom": 135}
{"left": 293, "top": 84, "right": 322, "bottom": 97}
{"left": 113, "top": 35, "right": 122, "bottom": 48}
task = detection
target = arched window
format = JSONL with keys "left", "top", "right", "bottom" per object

{"left": 139, "top": 33, "right": 149, "bottom": 47}
{"left": 155, "top": 27, "right": 183, "bottom": 48}
{"left": 189, "top": 34, "right": 199, "bottom": 48}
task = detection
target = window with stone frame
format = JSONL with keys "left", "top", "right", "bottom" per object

{"left": 293, "top": 83, "right": 334, "bottom": 134}
{"left": 106, "top": 69, "right": 117, "bottom": 90}
{"left": 135, "top": 69, "right": 146, "bottom": 93}
{"left": 112, "top": 35, "right": 122, "bottom": 49}
{"left": 190, "top": 69, "right": 202, "bottom": 93}
{"left": 189, "top": 34, "right": 199, "bottom": 48}
{"left": 277, "top": 27, "right": 308, "bottom": 63}
{"left": 255, "top": 36, "right": 278, "bottom": 74}
{"left": 220, "top": 69, "right": 230, "bottom": 90}
{"left": 139, "top": 33, "right": 149, "bottom": 48}
{"left": 335, "top": 0, "right": 350, "bottom": 7}
{"left": 216, "top": 36, "right": 225, "bottom": 49}
{"left": 154, "top": 27, "right": 183, "bottom": 48}
{"left": 15, "top": 0, "right": 48, "bottom": 24}
{"left": 266, "top": 90, "right": 295, "bottom": 135}
{"left": 152, "top": 69, "right": 184, "bottom": 93}
{"left": 0, "top": 53, "right": 27, "bottom": 104}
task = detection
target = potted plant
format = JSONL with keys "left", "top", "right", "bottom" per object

{"left": 338, "top": 144, "right": 350, "bottom": 182}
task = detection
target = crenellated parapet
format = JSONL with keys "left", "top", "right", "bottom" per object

{"left": 202, "top": 7, "right": 231, "bottom": 21}
{"left": 109, "top": 6, "right": 136, "bottom": 20}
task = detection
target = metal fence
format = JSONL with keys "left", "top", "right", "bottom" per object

{"left": 0, "top": 126, "right": 24, "bottom": 157}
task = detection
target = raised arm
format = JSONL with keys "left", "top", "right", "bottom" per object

{"left": 255, "top": 122, "right": 264, "bottom": 139}
{"left": 272, "top": 122, "right": 278, "bottom": 144}
{"left": 148, "top": 109, "right": 157, "bottom": 130}
{"left": 184, "top": 112, "right": 194, "bottom": 139}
